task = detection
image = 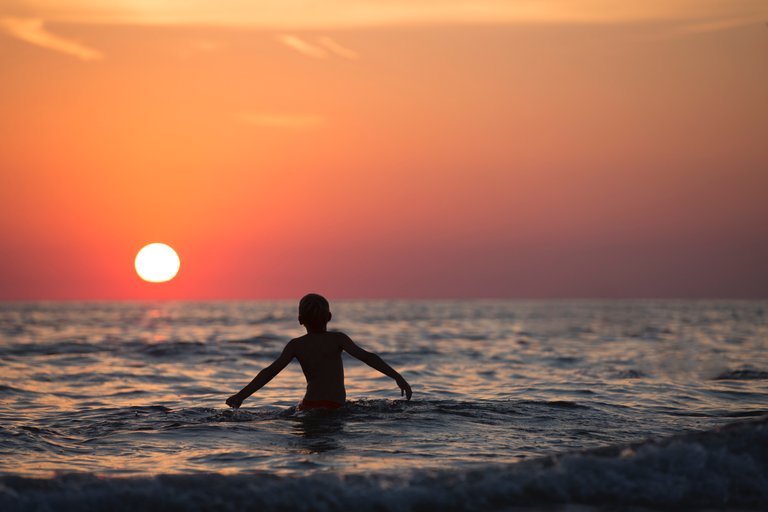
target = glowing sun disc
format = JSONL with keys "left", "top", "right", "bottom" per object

{"left": 135, "top": 243, "right": 180, "bottom": 283}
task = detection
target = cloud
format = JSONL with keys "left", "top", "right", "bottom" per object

{"left": 176, "top": 38, "right": 226, "bottom": 59}
{"left": 11, "top": 1, "right": 767, "bottom": 28}
{"left": 277, "top": 34, "right": 359, "bottom": 60}
{"left": 0, "top": 16, "right": 102, "bottom": 61}
{"left": 640, "top": 16, "right": 763, "bottom": 41}
{"left": 669, "top": 17, "right": 761, "bottom": 35}
{"left": 317, "top": 36, "right": 359, "bottom": 60}
{"left": 276, "top": 34, "right": 328, "bottom": 59}
{"left": 235, "top": 113, "right": 325, "bottom": 129}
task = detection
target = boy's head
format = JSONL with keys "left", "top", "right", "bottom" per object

{"left": 298, "top": 293, "right": 331, "bottom": 331}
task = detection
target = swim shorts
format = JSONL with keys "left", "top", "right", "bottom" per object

{"left": 297, "top": 400, "right": 344, "bottom": 411}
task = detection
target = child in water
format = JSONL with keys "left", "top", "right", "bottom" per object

{"left": 226, "top": 293, "right": 412, "bottom": 410}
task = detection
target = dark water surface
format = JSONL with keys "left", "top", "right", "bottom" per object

{"left": 1, "top": 300, "right": 767, "bottom": 509}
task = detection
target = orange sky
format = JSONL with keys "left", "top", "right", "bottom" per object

{"left": 1, "top": 2, "right": 767, "bottom": 299}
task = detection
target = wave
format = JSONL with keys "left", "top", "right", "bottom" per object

{"left": 0, "top": 385, "right": 34, "bottom": 395}
{"left": 0, "top": 340, "right": 105, "bottom": 357}
{"left": 611, "top": 369, "right": 647, "bottom": 379}
{"left": 0, "top": 335, "right": 292, "bottom": 360}
{"left": 2, "top": 416, "right": 766, "bottom": 511}
{"left": 715, "top": 367, "right": 768, "bottom": 381}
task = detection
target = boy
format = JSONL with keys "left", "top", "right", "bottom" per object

{"left": 226, "top": 293, "right": 412, "bottom": 410}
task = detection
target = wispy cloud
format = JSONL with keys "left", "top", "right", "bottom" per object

{"left": 8, "top": 1, "right": 768, "bottom": 28}
{"left": 317, "top": 36, "right": 359, "bottom": 60}
{"left": 277, "top": 34, "right": 359, "bottom": 60}
{"left": 235, "top": 113, "right": 325, "bottom": 129}
{"left": 642, "top": 16, "right": 762, "bottom": 41}
{"left": 0, "top": 16, "right": 102, "bottom": 61}
{"left": 669, "top": 17, "right": 760, "bottom": 35}
{"left": 276, "top": 34, "right": 328, "bottom": 59}
{"left": 176, "top": 38, "right": 226, "bottom": 59}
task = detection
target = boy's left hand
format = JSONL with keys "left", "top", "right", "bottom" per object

{"left": 226, "top": 394, "right": 243, "bottom": 409}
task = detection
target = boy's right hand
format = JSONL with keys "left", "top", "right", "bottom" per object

{"left": 396, "top": 375, "right": 412, "bottom": 401}
{"left": 226, "top": 393, "right": 243, "bottom": 409}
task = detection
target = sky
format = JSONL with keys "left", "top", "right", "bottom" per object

{"left": 1, "top": 1, "right": 767, "bottom": 299}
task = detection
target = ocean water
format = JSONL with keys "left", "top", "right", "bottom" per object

{"left": 1, "top": 300, "right": 767, "bottom": 510}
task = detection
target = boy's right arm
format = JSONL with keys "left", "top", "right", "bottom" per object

{"left": 339, "top": 335, "right": 412, "bottom": 400}
{"left": 226, "top": 340, "right": 296, "bottom": 408}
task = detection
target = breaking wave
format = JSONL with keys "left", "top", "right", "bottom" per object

{"left": 2, "top": 417, "right": 766, "bottom": 511}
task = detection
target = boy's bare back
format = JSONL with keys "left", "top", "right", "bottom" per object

{"left": 226, "top": 294, "right": 411, "bottom": 410}
{"left": 290, "top": 332, "right": 348, "bottom": 404}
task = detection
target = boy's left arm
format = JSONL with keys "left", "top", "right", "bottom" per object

{"left": 226, "top": 341, "right": 296, "bottom": 408}
{"left": 340, "top": 335, "right": 412, "bottom": 400}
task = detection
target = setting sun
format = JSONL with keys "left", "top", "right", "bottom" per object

{"left": 134, "top": 243, "right": 180, "bottom": 283}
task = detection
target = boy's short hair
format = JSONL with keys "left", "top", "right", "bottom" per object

{"left": 299, "top": 293, "right": 330, "bottom": 329}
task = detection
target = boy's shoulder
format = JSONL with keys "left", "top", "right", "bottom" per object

{"left": 290, "top": 331, "right": 350, "bottom": 343}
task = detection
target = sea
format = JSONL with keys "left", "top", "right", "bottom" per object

{"left": 1, "top": 300, "right": 767, "bottom": 511}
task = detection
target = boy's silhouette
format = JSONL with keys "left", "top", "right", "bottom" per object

{"left": 226, "top": 293, "right": 412, "bottom": 410}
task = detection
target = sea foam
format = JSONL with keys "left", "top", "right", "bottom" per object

{"left": 2, "top": 417, "right": 766, "bottom": 511}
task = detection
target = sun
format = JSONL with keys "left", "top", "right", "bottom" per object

{"left": 134, "top": 243, "right": 180, "bottom": 283}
